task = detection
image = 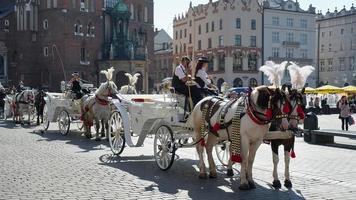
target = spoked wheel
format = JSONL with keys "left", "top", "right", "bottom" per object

{"left": 154, "top": 125, "right": 176, "bottom": 171}
{"left": 108, "top": 111, "right": 125, "bottom": 155}
{"left": 42, "top": 104, "right": 50, "bottom": 131}
{"left": 58, "top": 110, "right": 70, "bottom": 135}
{"left": 215, "top": 140, "right": 231, "bottom": 166}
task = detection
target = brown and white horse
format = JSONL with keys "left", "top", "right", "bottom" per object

{"left": 190, "top": 86, "right": 290, "bottom": 190}
{"left": 13, "top": 89, "right": 35, "bottom": 124}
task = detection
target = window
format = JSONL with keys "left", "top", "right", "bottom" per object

{"left": 189, "top": 34, "right": 192, "bottom": 44}
{"left": 272, "top": 47, "right": 279, "bottom": 57}
{"left": 183, "top": 43, "right": 186, "bottom": 53}
{"left": 300, "top": 33, "right": 307, "bottom": 45}
{"left": 300, "top": 49, "right": 308, "bottom": 58}
{"left": 198, "top": 40, "right": 202, "bottom": 50}
{"left": 272, "top": 32, "right": 279, "bottom": 43}
{"left": 218, "top": 54, "right": 225, "bottom": 71}
{"left": 4, "top": 19, "right": 9, "bottom": 26}
{"left": 286, "top": 48, "right": 294, "bottom": 58}
{"left": 80, "top": 47, "right": 86, "bottom": 62}
{"left": 206, "top": 22, "right": 209, "bottom": 33}
{"left": 300, "top": 19, "right": 307, "bottom": 28}
{"left": 43, "top": 19, "right": 48, "bottom": 30}
{"left": 329, "top": 44, "right": 332, "bottom": 52}
{"left": 87, "top": 22, "right": 94, "bottom": 36}
{"left": 208, "top": 38, "right": 212, "bottom": 49}
{"left": 211, "top": 21, "right": 214, "bottom": 32}
{"left": 248, "top": 54, "right": 257, "bottom": 71}
{"left": 249, "top": 78, "right": 258, "bottom": 87}
{"left": 43, "top": 47, "right": 49, "bottom": 57}
{"left": 272, "top": 17, "right": 279, "bottom": 26}
{"left": 329, "top": 31, "right": 332, "bottom": 36}
{"left": 320, "top": 59, "right": 325, "bottom": 72}
{"left": 328, "top": 58, "right": 333, "bottom": 71}
{"left": 235, "top": 35, "right": 241, "bottom": 46}
{"left": 198, "top": 25, "right": 201, "bottom": 35}
{"left": 341, "top": 28, "right": 344, "bottom": 34}
{"left": 339, "top": 58, "right": 345, "bottom": 71}
{"left": 175, "top": 45, "right": 178, "bottom": 54}
{"left": 184, "top": 29, "right": 187, "bottom": 38}
{"left": 179, "top": 30, "right": 182, "bottom": 39}
{"left": 286, "top": 32, "right": 293, "bottom": 42}
{"left": 53, "top": 0, "right": 57, "bottom": 8}
{"left": 286, "top": 18, "right": 293, "bottom": 27}
{"left": 219, "top": 19, "right": 223, "bottom": 30}
{"left": 233, "top": 78, "right": 243, "bottom": 87}
{"left": 251, "top": 19, "right": 256, "bottom": 30}
{"left": 233, "top": 53, "right": 243, "bottom": 71}
{"left": 189, "top": 20, "right": 192, "bottom": 26}
{"left": 175, "top": 31, "right": 178, "bottom": 39}
{"left": 74, "top": 20, "right": 82, "bottom": 35}
{"left": 236, "top": 18, "right": 241, "bottom": 29}
{"left": 47, "top": 0, "right": 51, "bottom": 8}
{"left": 322, "top": 32, "right": 325, "bottom": 37}
{"left": 350, "top": 56, "right": 355, "bottom": 71}
{"left": 250, "top": 36, "right": 256, "bottom": 47}
{"left": 80, "top": 0, "right": 86, "bottom": 12}
{"left": 218, "top": 35, "right": 224, "bottom": 47}
{"left": 208, "top": 56, "right": 214, "bottom": 71}
{"left": 321, "top": 44, "right": 324, "bottom": 52}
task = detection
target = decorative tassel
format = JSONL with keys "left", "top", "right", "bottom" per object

{"left": 212, "top": 123, "right": 220, "bottom": 132}
{"left": 290, "top": 150, "right": 296, "bottom": 158}
{"left": 200, "top": 138, "right": 206, "bottom": 146}
{"left": 231, "top": 154, "right": 242, "bottom": 163}
{"left": 265, "top": 109, "right": 272, "bottom": 120}
{"left": 283, "top": 103, "right": 290, "bottom": 114}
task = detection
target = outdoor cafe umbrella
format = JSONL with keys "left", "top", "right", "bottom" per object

{"left": 304, "top": 87, "right": 316, "bottom": 94}
{"left": 316, "top": 85, "right": 344, "bottom": 94}
{"left": 343, "top": 85, "right": 356, "bottom": 94}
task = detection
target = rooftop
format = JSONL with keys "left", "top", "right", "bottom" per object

{"left": 316, "top": 4, "right": 356, "bottom": 21}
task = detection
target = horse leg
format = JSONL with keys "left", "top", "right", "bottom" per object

{"left": 239, "top": 135, "right": 250, "bottom": 190}
{"left": 246, "top": 141, "right": 262, "bottom": 189}
{"left": 95, "top": 118, "right": 101, "bottom": 141}
{"left": 105, "top": 121, "right": 109, "bottom": 141}
{"left": 206, "top": 135, "right": 217, "bottom": 178}
{"left": 284, "top": 150, "right": 292, "bottom": 188}
{"left": 272, "top": 142, "right": 281, "bottom": 188}
{"left": 100, "top": 120, "right": 105, "bottom": 138}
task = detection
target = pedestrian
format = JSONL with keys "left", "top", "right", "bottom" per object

{"left": 308, "top": 97, "right": 314, "bottom": 108}
{"left": 338, "top": 96, "right": 351, "bottom": 131}
{"left": 0, "top": 83, "right": 6, "bottom": 119}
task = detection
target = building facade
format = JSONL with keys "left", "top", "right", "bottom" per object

{"left": 153, "top": 28, "right": 173, "bottom": 90}
{"left": 173, "top": 0, "right": 263, "bottom": 89}
{"left": 316, "top": 5, "right": 356, "bottom": 87}
{"left": 263, "top": 0, "right": 317, "bottom": 87}
{"left": 0, "top": 0, "right": 154, "bottom": 92}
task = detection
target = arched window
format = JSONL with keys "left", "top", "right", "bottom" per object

{"left": 87, "top": 22, "right": 94, "bottom": 36}
{"left": 217, "top": 78, "right": 225, "bottom": 91}
{"left": 248, "top": 53, "right": 257, "bottom": 71}
{"left": 115, "top": 71, "right": 129, "bottom": 88}
{"left": 74, "top": 20, "right": 82, "bottom": 35}
{"left": 218, "top": 54, "right": 225, "bottom": 71}
{"left": 43, "top": 19, "right": 48, "bottom": 30}
{"left": 233, "top": 52, "right": 243, "bottom": 71}
{"left": 233, "top": 78, "right": 243, "bottom": 87}
{"left": 208, "top": 56, "right": 214, "bottom": 72}
{"left": 249, "top": 78, "right": 258, "bottom": 87}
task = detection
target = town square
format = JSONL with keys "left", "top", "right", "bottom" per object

{"left": 0, "top": 0, "right": 356, "bottom": 199}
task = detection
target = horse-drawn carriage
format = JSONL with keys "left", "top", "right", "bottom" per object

{"left": 42, "top": 83, "right": 95, "bottom": 135}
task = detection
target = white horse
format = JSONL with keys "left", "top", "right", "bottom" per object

{"left": 269, "top": 62, "right": 314, "bottom": 189}
{"left": 119, "top": 73, "right": 140, "bottom": 94}
{"left": 190, "top": 64, "right": 290, "bottom": 190}
{"left": 13, "top": 89, "right": 35, "bottom": 124}
{"left": 81, "top": 67, "right": 118, "bottom": 141}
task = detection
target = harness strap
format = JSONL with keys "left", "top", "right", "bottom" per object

{"left": 95, "top": 95, "right": 109, "bottom": 106}
{"left": 230, "top": 103, "right": 245, "bottom": 163}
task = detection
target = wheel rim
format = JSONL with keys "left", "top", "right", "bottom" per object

{"left": 215, "top": 141, "right": 230, "bottom": 166}
{"left": 42, "top": 105, "right": 49, "bottom": 130}
{"left": 58, "top": 111, "right": 70, "bottom": 135}
{"left": 109, "top": 112, "right": 125, "bottom": 155}
{"left": 154, "top": 125, "right": 175, "bottom": 170}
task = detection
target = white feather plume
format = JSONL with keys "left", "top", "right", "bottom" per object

{"left": 287, "top": 62, "right": 314, "bottom": 89}
{"left": 101, "top": 67, "right": 115, "bottom": 81}
{"left": 259, "top": 61, "right": 288, "bottom": 87}
{"left": 125, "top": 73, "right": 141, "bottom": 86}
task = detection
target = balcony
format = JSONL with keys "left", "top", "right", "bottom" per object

{"left": 282, "top": 41, "right": 300, "bottom": 48}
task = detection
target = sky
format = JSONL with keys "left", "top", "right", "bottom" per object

{"left": 154, "top": 0, "right": 355, "bottom": 37}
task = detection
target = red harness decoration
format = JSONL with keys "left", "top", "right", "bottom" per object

{"left": 95, "top": 95, "right": 109, "bottom": 106}
{"left": 246, "top": 103, "right": 270, "bottom": 125}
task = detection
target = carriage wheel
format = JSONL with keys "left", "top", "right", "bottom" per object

{"left": 108, "top": 111, "right": 125, "bottom": 155}
{"left": 215, "top": 140, "right": 231, "bottom": 166}
{"left": 154, "top": 125, "right": 176, "bottom": 171}
{"left": 58, "top": 110, "right": 70, "bottom": 135}
{"left": 42, "top": 104, "right": 50, "bottom": 131}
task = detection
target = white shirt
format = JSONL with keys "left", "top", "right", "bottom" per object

{"left": 196, "top": 69, "right": 211, "bottom": 88}
{"left": 175, "top": 64, "right": 186, "bottom": 80}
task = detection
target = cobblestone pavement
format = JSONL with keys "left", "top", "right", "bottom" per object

{"left": 0, "top": 117, "right": 356, "bottom": 200}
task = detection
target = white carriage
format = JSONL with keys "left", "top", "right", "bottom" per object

{"left": 42, "top": 83, "right": 95, "bottom": 135}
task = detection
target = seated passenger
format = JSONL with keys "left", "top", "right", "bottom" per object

{"left": 195, "top": 56, "right": 218, "bottom": 96}
{"left": 172, "top": 56, "right": 203, "bottom": 106}
{"left": 69, "top": 72, "right": 83, "bottom": 99}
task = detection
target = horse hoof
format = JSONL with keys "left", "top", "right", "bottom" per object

{"left": 272, "top": 180, "right": 281, "bottom": 189}
{"left": 248, "top": 181, "right": 256, "bottom": 189}
{"left": 199, "top": 173, "right": 208, "bottom": 179}
{"left": 239, "top": 183, "right": 250, "bottom": 190}
{"left": 226, "top": 169, "right": 234, "bottom": 177}
{"left": 95, "top": 138, "right": 101, "bottom": 141}
{"left": 209, "top": 172, "right": 217, "bottom": 179}
{"left": 284, "top": 180, "right": 292, "bottom": 188}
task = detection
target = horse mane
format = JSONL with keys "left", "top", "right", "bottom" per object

{"left": 259, "top": 61, "right": 288, "bottom": 87}
{"left": 287, "top": 62, "right": 314, "bottom": 89}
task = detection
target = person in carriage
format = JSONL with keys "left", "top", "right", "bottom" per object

{"left": 69, "top": 72, "right": 83, "bottom": 99}
{"left": 16, "top": 81, "right": 25, "bottom": 92}
{"left": 0, "top": 83, "right": 6, "bottom": 119}
{"left": 172, "top": 56, "right": 203, "bottom": 106}
{"left": 194, "top": 56, "right": 218, "bottom": 96}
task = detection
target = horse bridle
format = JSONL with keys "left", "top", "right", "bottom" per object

{"left": 287, "top": 90, "right": 305, "bottom": 122}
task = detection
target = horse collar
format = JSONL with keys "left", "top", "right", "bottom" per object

{"left": 95, "top": 95, "right": 109, "bottom": 106}
{"left": 246, "top": 96, "right": 270, "bottom": 125}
